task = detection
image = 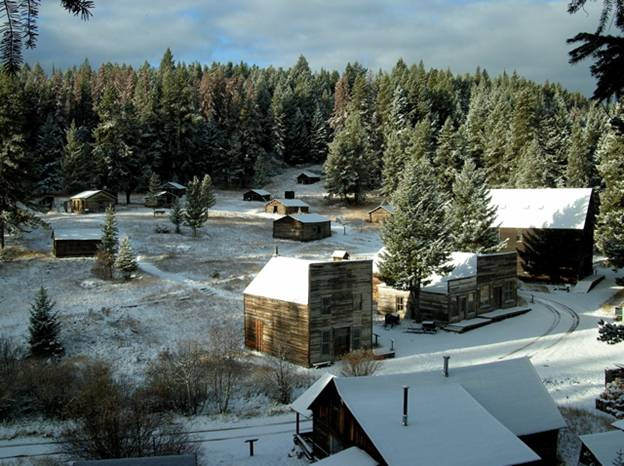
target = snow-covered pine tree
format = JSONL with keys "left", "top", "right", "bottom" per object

{"left": 61, "top": 121, "right": 91, "bottom": 194}
{"left": 169, "top": 197, "right": 184, "bottom": 234}
{"left": 433, "top": 117, "right": 461, "bottom": 193}
{"left": 449, "top": 159, "right": 503, "bottom": 253}
{"left": 514, "top": 136, "right": 548, "bottom": 188}
{"left": 147, "top": 172, "right": 161, "bottom": 208}
{"left": 379, "top": 156, "right": 452, "bottom": 320}
{"left": 381, "top": 86, "right": 411, "bottom": 197}
{"left": 115, "top": 236, "right": 138, "bottom": 280}
{"left": 565, "top": 118, "right": 593, "bottom": 188}
{"left": 310, "top": 105, "right": 328, "bottom": 163}
{"left": 539, "top": 92, "right": 571, "bottom": 187}
{"left": 184, "top": 175, "right": 215, "bottom": 237}
{"left": 95, "top": 205, "right": 118, "bottom": 279}
{"left": 252, "top": 154, "right": 270, "bottom": 187}
{"left": 28, "top": 287, "right": 64, "bottom": 359}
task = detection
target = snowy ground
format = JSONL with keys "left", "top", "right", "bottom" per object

{"left": 1, "top": 165, "right": 624, "bottom": 464}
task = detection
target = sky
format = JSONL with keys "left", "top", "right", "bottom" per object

{"left": 25, "top": 0, "right": 603, "bottom": 95}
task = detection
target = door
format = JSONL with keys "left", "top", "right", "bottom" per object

{"left": 245, "top": 318, "right": 263, "bottom": 351}
{"left": 494, "top": 287, "right": 503, "bottom": 308}
{"left": 333, "top": 327, "right": 351, "bottom": 358}
{"left": 456, "top": 296, "right": 467, "bottom": 321}
{"left": 273, "top": 205, "right": 278, "bottom": 213}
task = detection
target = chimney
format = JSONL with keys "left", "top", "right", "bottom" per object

{"left": 443, "top": 355, "right": 450, "bottom": 377}
{"left": 402, "top": 386, "right": 409, "bottom": 426}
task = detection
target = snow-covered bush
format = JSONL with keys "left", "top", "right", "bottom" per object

{"left": 597, "top": 319, "right": 624, "bottom": 344}
{"left": 597, "top": 378, "right": 624, "bottom": 418}
{"left": 341, "top": 349, "right": 380, "bottom": 376}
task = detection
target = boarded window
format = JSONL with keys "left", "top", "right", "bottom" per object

{"left": 352, "top": 327, "right": 361, "bottom": 350}
{"left": 321, "top": 330, "right": 330, "bottom": 355}
{"left": 322, "top": 296, "right": 332, "bottom": 315}
{"left": 353, "top": 293, "right": 362, "bottom": 311}
{"left": 504, "top": 281, "right": 515, "bottom": 301}
{"left": 396, "top": 296, "right": 404, "bottom": 312}
{"left": 480, "top": 285, "right": 490, "bottom": 305}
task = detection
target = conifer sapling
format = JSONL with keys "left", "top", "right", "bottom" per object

{"left": 115, "top": 237, "right": 138, "bottom": 280}
{"left": 28, "top": 287, "right": 64, "bottom": 359}
{"left": 169, "top": 197, "right": 184, "bottom": 234}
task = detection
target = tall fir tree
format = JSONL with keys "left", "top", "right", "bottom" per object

{"left": 96, "top": 205, "right": 119, "bottom": 279}
{"left": 147, "top": 172, "right": 161, "bottom": 208}
{"left": 61, "top": 121, "right": 91, "bottom": 194}
{"left": 185, "top": 175, "right": 215, "bottom": 237}
{"left": 565, "top": 118, "right": 593, "bottom": 187}
{"left": 28, "top": 287, "right": 64, "bottom": 359}
{"left": 169, "top": 197, "right": 184, "bottom": 234}
{"left": 515, "top": 136, "right": 548, "bottom": 188}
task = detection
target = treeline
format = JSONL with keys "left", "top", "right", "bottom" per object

{"left": 0, "top": 49, "right": 610, "bottom": 204}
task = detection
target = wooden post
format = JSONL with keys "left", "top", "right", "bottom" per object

{"left": 245, "top": 438, "right": 259, "bottom": 456}
{"left": 296, "top": 412, "right": 300, "bottom": 435}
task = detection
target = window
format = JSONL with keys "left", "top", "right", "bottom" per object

{"left": 321, "top": 330, "right": 330, "bottom": 355}
{"left": 352, "top": 327, "right": 361, "bottom": 350}
{"left": 353, "top": 293, "right": 362, "bottom": 311}
{"left": 480, "top": 285, "right": 490, "bottom": 305}
{"left": 322, "top": 296, "right": 332, "bottom": 315}
{"left": 504, "top": 281, "right": 515, "bottom": 301}
{"left": 396, "top": 296, "right": 404, "bottom": 312}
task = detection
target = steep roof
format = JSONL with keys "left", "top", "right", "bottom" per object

{"left": 71, "top": 190, "right": 113, "bottom": 200}
{"left": 332, "top": 250, "right": 349, "bottom": 259}
{"left": 368, "top": 204, "right": 395, "bottom": 214}
{"left": 291, "top": 373, "right": 334, "bottom": 417}
{"left": 489, "top": 188, "right": 592, "bottom": 230}
{"left": 53, "top": 229, "right": 102, "bottom": 241}
{"left": 270, "top": 198, "right": 310, "bottom": 208}
{"left": 287, "top": 213, "right": 330, "bottom": 224}
{"left": 422, "top": 252, "right": 478, "bottom": 293}
{"left": 580, "top": 430, "right": 624, "bottom": 466}
{"left": 243, "top": 256, "right": 313, "bottom": 304}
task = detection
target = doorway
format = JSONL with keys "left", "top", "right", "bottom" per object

{"left": 494, "top": 286, "right": 503, "bottom": 308}
{"left": 333, "top": 327, "right": 351, "bottom": 357}
{"left": 456, "top": 296, "right": 467, "bottom": 320}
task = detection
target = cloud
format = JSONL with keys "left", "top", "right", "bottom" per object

{"left": 25, "top": 0, "right": 602, "bottom": 95}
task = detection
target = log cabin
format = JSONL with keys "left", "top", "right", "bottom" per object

{"left": 376, "top": 251, "right": 518, "bottom": 322}
{"left": 297, "top": 171, "right": 321, "bottom": 184}
{"left": 70, "top": 190, "right": 117, "bottom": 214}
{"left": 264, "top": 198, "right": 310, "bottom": 215}
{"left": 243, "top": 189, "right": 271, "bottom": 202}
{"left": 52, "top": 229, "right": 101, "bottom": 257}
{"left": 367, "top": 205, "right": 395, "bottom": 223}
{"left": 243, "top": 256, "right": 373, "bottom": 367}
{"left": 489, "top": 188, "right": 595, "bottom": 283}
{"left": 144, "top": 191, "right": 178, "bottom": 208}
{"left": 161, "top": 181, "right": 186, "bottom": 198}
{"left": 273, "top": 214, "right": 331, "bottom": 242}
{"left": 291, "top": 357, "right": 565, "bottom": 465}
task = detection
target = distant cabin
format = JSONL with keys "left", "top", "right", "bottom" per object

{"left": 161, "top": 181, "right": 187, "bottom": 198}
{"left": 52, "top": 229, "right": 101, "bottom": 257}
{"left": 70, "top": 190, "right": 116, "bottom": 214}
{"left": 145, "top": 190, "right": 178, "bottom": 208}
{"left": 297, "top": 171, "right": 321, "bottom": 184}
{"left": 291, "top": 357, "right": 565, "bottom": 465}
{"left": 376, "top": 251, "right": 518, "bottom": 322}
{"left": 273, "top": 214, "right": 331, "bottom": 242}
{"left": 284, "top": 190, "right": 295, "bottom": 199}
{"left": 264, "top": 198, "right": 310, "bottom": 215}
{"left": 243, "top": 189, "right": 271, "bottom": 202}
{"left": 243, "top": 256, "right": 373, "bottom": 367}
{"left": 368, "top": 204, "right": 395, "bottom": 223}
{"left": 490, "top": 188, "right": 595, "bottom": 283}
{"left": 332, "top": 250, "right": 350, "bottom": 261}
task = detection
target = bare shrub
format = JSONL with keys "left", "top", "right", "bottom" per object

{"left": 340, "top": 349, "right": 381, "bottom": 377}
{"left": 0, "top": 336, "right": 23, "bottom": 419}
{"left": 92, "top": 248, "right": 114, "bottom": 280}
{"left": 206, "top": 323, "right": 245, "bottom": 414}
{"left": 261, "top": 346, "right": 298, "bottom": 404}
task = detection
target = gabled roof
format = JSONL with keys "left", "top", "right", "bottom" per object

{"left": 286, "top": 213, "right": 330, "bottom": 224}
{"left": 368, "top": 204, "right": 395, "bottom": 214}
{"left": 298, "top": 171, "right": 321, "bottom": 178}
{"left": 332, "top": 250, "right": 349, "bottom": 259}
{"left": 162, "top": 181, "right": 186, "bottom": 190}
{"left": 53, "top": 229, "right": 102, "bottom": 241}
{"left": 313, "top": 447, "right": 378, "bottom": 466}
{"left": 291, "top": 373, "right": 334, "bottom": 417}
{"left": 422, "top": 252, "right": 477, "bottom": 293}
{"left": 71, "top": 190, "right": 114, "bottom": 200}
{"left": 269, "top": 198, "right": 309, "bottom": 208}
{"left": 247, "top": 189, "right": 271, "bottom": 196}
{"left": 489, "top": 188, "right": 593, "bottom": 230}
{"left": 580, "top": 430, "right": 624, "bottom": 466}
{"left": 244, "top": 256, "right": 313, "bottom": 304}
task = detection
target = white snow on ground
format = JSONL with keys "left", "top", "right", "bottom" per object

{"left": 1, "top": 165, "right": 624, "bottom": 465}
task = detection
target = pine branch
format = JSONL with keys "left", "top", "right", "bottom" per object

{"left": 60, "top": 0, "right": 93, "bottom": 20}
{"left": 21, "top": 0, "right": 40, "bottom": 49}
{"left": 1, "top": 0, "right": 23, "bottom": 73}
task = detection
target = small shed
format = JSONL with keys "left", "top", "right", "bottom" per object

{"left": 52, "top": 229, "right": 101, "bottom": 257}
{"left": 145, "top": 191, "right": 178, "bottom": 208}
{"left": 579, "top": 430, "right": 624, "bottom": 465}
{"left": 161, "top": 181, "right": 187, "bottom": 198}
{"left": 284, "top": 190, "right": 295, "bottom": 199}
{"left": 243, "top": 189, "right": 271, "bottom": 202}
{"left": 70, "top": 190, "right": 116, "bottom": 214}
{"left": 297, "top": 171, "right": 321, "bottom": 184}
{"left": 265, "top": 198, "right": 310, "bottom": 215}
{"left": 332, "top": 250, "right": 350, "bottom": 261}
{"left": 273, "top": 214, "right": 331, "bottom": 242}
{"left": 368, "top": 204, "right": 395, "bottom": 223}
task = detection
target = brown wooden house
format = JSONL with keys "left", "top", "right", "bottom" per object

{"left": 490, "top": 188, "right": 595, "bottom": 283}
{"left": 243, "top": 189, "right": 271, "bottom": 202}
{"left": 70, "top": 190, "right": 117, "bottom": 214}
{"left": 292, "top": 357, "right": 565, "bottom": 465}
{"left": 368, "top": 205, "right": 395, "bottom": 223}
{"left": 264, "top": 198, "right": 310, "bottom": 215}
{"left": 297, "top": 171, "right": 321, "bottom": 184}
{"left": 273, "top": 214, "right": 331, "bottom": 242}
{"left": 52, "top": 229, "right": 101, "bottom": 257}
{"left": 376, "top": 251, "right": 518, "bottom": 322}
{"left": 144, "top": 191, "right": 179, "bottom": 208}
{"left": 243, "top": 257, "right": 373, "bottom": 367}
{"left": 161, "top": 181, "right": 186, "bottom": 198}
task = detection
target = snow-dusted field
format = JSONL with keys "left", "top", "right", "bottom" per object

{"left": 1, "top": 165, "right": 624, "bottom": 464}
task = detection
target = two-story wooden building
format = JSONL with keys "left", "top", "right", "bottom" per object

{"left": 376, "top": 251, "right": 518, "bottom": 322}
{"left": 243, "top": 257, "right": 373, "bottom": 367}
{"left": 292, "top": 357, "right": 565, "bottom": 465}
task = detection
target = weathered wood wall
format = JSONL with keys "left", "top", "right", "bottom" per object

{"left": 53, "top": 239, "right": 101, "bottom": 257}
{"left": 273, "top": 218, "right": 331, "bottom": 242}
{"left": 264, "top": 200, "right": 310, "bottom": 215}
{"left": 476, "top": 252, "right": 518, "bottom": 313}
{"left": 369, "top": 208, "right": 391, "bottom": 223}
{"left": 71, "top": 192, "right": 116, "bottom": 213}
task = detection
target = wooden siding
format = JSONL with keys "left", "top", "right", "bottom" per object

{"left": 273, "top": 217, "right": 331, "bottom": 242}
{"left": 71, "top": 192, "right": 116, "bottom": 214}
{"left": 368, "top": 208, "right": 392, "bottom": 223}
{"left": 264, "top": 200, "right": 310, "bottom": 215}
{"left": 376, "top": 284, "right": 410, "bottom": 319}
{"left": 53, "top": 239, "right": 101, "bottom": 257}
{"left": 476, "top": 253, "right": 518, "bottom": 313}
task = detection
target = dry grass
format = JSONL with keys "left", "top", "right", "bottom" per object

{"left": 0, "top": 246, "right": 48, "bottom": 261}
{"left": 599, "top": 288, "right": 624, "bottom": 316}
{"left": 557, "top": 406, "right": 615, "bottom": 466}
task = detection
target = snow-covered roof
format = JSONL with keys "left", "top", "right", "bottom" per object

{"left": 298, "top": 171, "right": 321, "bottom": 178}
{"left": 422, "top": 252, "right": 478, "bottom": 293}
{"left": 368, "top": 204, "right": 395, "bottom": 214}
{"left": 489, "top": 188, "right": 593, "bottom": 230}
{"left": 162, "top": 181, "right": 186, "bottom": 190}
{"left": 243, "top": 256, "right": 314, "bottom": 305}
{"left": 291, "top": 373, "right": 334, "bottom": 417}
{"left": 271, "top": 198, "right": 309, "bottom": 208}
{"left": 287, "top": 213, "right": 330, "bottom": 224}
{"left": 71, "top": 190, "right": 109, "bottom": 200}
{"left": 53, "top": 229, "right": 102, "bottom": 241}
{"left": 580, "top": 430, "right": 624, "bottom": 466}
{"left": 247, "top": 189, "right": 271, "bottom": 196}
{"left": 332, "top": 250, "right": 349, "bottom": 259}
{"left": 333, "top": 379, "right": 539, "bottom": 466}
{"left": 313, "top": 447, "right": 378, "bottom": 466}
{"left": 612, "top": 420, "right": 624, "bottom": 431}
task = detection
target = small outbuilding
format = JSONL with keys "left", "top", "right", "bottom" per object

{"left": 579, "top": 430, "right": 624, "bottom": 466}
{"left": 265, "top": 198, "right": 310, "bottom": 215}
{"left": 332, "top": 250, "right": 350, "bottom": 261}
{"left": 52, "top": 229, "right": 101, "bottom": 257}
{"left": 161, "top": 181, "right": 187, "bottom": 198}
{"left": 70, "top": 190, "right": 116, "bottom": 214}
{"left": 273, "top": 214, "right": 331, "bottom": 242}
{"left": 368, "top": 204, "right": 395, "bottom": 223}
{"left": 297, "top": 171, "right": 321, "bottom": 184}
{"left": 243, "top": 189, "right": 271, "bottom": 202}
{"left": 284, "top": 190, "right": 295, "bottom": 199}
{"left": 145, "top": 191, "right": 179, "bottom": 208}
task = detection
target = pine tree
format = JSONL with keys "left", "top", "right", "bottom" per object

{"left": 252, "top": 154, "right": 270, "bottom": 187}
{"left": 433, "top": 117, "right": 462, "bottom": 192}
{"left": 449, "top": 160, "right": 503, "bottom": 253}
{"left": 147, "top": 172, "right": 161, "bottom": 208}
{"left": 95, "top": 206, "right": 118, "bottom": 279}
{"left": 515, "top": 136, "right": 548, "bottom": 188}
{"left": 61, "top": 121, "right": 91, "bottom": 194}
{"left": 565, "top": 119, "right": 593, "bottom": 187}
{"left": 28, "top": 287, "right": 64, "bottom": 359}
{"left": 185, "top": 175, "right": 215, "bottom": 237}
{"left": 381, "top": 86, "right": 411, "bottom": 197}
{"left": 115, "top": 237, "right": 137, "bottom": 280}
{"left": 169, "top": 197, "right": 184, "bottom": 234}
{"left": 310, "top": 105, "right": 329, "bottom": 163}
{"left": 379, "top": 157, "right": 452, "bottom": 320}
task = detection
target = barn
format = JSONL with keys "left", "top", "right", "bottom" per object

{"left": 368, "top": 205, "right": 395, "bottom": 223}
{"left": 161, "top": 181, "right": 186, "bottom": 198}
{"left": 292, "top": 357, "right": 565, "bottom": 465}
{"left": 243, "top": 256, "right": 373, "bottom": 367}
{"left": 297, "top": 171, "right": 321, "bottom": 184}
{"left": 52, "top": 229, "right": 101, "bottom": 257}
{"left": 490, "top": 188, "right": 595, "bottom": 283}
{"left": 243, "top": 189, "right": 271, "bottom": 202}
{"left": 264, "top": 198, "right": 310, "bottom": 215}
{"left": 144, "top": 191, "right": 178, "bottom": 208}
{"left": 376, "top": 251, "right": 518, "bottom": 322}
{"left": 70, "top": 190, "right": 116, "bottom": 214}
{"left": 273, "top": 214, "right": 331, "bottom": 242}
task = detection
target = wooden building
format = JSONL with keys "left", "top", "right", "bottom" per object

{"left": 297, "top": 171, "right": 321, "bottom": 184}
{"left": 70, "top": 190, "right": 116, "bottom": 214}
{"left": 144, "top": 191, "right": 178, "bottom": 208}
{"left": 161, "top": 181, "right": 186, "bottom": 198}
{"left": 292, "top": 357, "right": 565, "bottom": 465}
{"left": 243, "top": 257, "right": 373, "bottom": 367}
{"left": 332, "top": 250, "right": 350, "bottom": 261}
{"left": 579, "top": 430, "right": 624, "bottom": 466}
{"left": 243, "top": 189, "right": 271, "bottom": 202}
{"left": 490, "top": 188, "right": 595, "bottom": 283}
{"left": 376, "top": 251, "right": 518, "bottom": 322}
{"left": 368, "top": 205, "right": 395, "bottom": 223}
{"left": 264, "top": 198, "right": 310, "bottom": 215}
{"left": 273, "top": 214, "right": 331, "bottom": 242}
{"left": 52, "top": 229, "right": 101, "bottom": 257}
